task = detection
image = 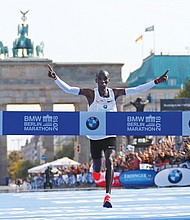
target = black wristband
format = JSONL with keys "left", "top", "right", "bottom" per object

{"left": 154, "top": 78, "right": 159, "bottom": 84}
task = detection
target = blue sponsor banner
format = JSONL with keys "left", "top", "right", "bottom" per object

{"left": 119, "top": 170, "right": 156, "bottom": 187}
{"left": 3, "top": 111, "right": 79, "bottom": 135}
{"left": 0, "top": 111, "right": 187, "bottom": 135}
{"left": 0, "top": 111, "right": 2, "bottom": 135}
{"left": 80, "top": 112, "right": 106, "bottom": 136}
{"left": 106, "top": 112, "right": 182, "bottom": 136}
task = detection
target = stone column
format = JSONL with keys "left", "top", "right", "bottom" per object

{"left": 0, "top": 104, "right": 8, "bottom": 185}
{"left": 0, "top": 136, "right": 7, "bottom": 185}
{"left": 40, "top": 103, "right": 54, "bottom": 162}
{"left": 75, "top": 100, "right": 90, "bottom": 163}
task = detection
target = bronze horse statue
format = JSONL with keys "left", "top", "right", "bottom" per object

{"left": 36, "top": 41, "right": 44, "bottom": 57}
{"left": 0, "top": 41, "right": 9, "bottom": 58}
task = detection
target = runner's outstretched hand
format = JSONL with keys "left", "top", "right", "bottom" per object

{"left": 48, "top": 64, "right": 57, "bottom": 80}
{"left": 154, "top": 69, "right": 169, "bottom": 84}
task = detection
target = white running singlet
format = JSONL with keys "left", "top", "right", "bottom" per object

{"left": 87, "top": 88, "right": 117, "bottom": 140}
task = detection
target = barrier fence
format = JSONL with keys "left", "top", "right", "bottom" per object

{"left": 0, "top": 111, "right": 190, "bottom": 136}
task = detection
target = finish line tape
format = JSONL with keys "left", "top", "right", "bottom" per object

{"left": 1, "top": 111, "right": 189, "bottom": 136}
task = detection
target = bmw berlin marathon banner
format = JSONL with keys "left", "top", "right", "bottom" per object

{"left": 2, "top": 111, "right": 79, "bottom": 135}
{"left": 0, "top": 111, "right": 190, "bottom": 136}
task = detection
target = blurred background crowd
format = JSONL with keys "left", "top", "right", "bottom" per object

{"left": 9, "top": 136, "right": 190, "bottom": 190}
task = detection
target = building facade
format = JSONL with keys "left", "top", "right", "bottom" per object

{"left": 125, "top": 54, "right": 190, "bottom": 112}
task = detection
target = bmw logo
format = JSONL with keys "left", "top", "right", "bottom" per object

{"left": 168, "top": 169, "right": 182, "bottom": 184}
{"left": 86, "top": 117, "right": 99, "bottom": 130}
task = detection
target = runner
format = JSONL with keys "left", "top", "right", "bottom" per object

{"left": 48, "top": 64, "right": 168, "bottom": 208}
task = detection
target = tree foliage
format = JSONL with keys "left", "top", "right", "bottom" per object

{"left": 176, "top": 79, "right": 190, "bottom": 98}
{"left": 8, "top": 151, "right": 23, "bottom": 180}
{"left": 55, "top": 140, "right": 74, "bottom": 159}
{"left": 8, "top": 151, "right": 35, "bottom": 180}
{"left": 15, "top": 160, "right": 35, "bottom": 180}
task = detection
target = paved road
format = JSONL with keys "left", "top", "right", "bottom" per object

{"left": 0, "top": 187, "right": 190, "bottom": 219}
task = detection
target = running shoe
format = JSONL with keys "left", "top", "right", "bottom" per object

{"left": 103, "top": 194, "right": 112, "bottom": 208}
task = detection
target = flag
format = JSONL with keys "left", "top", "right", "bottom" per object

{"left": 135, "top": 35, "right": 143, "bottom": 43}
{"left": 145, "top": 25, "right": 154, "bottom": 32}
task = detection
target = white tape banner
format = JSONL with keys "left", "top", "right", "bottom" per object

{"left": 182, "top": 111, "right": 190, "bottom": 136}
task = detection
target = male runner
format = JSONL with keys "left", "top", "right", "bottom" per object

{"left": 48, "top": 64, "right": 168, "bottom": 208}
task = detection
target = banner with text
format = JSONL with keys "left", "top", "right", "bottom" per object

{"left": 3, "top": 111, "right": 79, "bottom": 135}
{"left": 106, "top": 112, "right": 182, "bottom": 136}
{"left": 0, "top": 111, "right": 190, "bottom": 136}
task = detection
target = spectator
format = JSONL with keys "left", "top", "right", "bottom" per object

{"left": 131, "top": 153, "right": 142, "bottom": 170}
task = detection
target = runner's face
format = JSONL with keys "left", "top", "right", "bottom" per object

{"left": 96, "top": 71, "right": 110, "bottom": 89}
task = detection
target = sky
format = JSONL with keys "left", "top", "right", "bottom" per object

{"left": 7, "top": 104, "right": 75, "bottom": 152}
{"left": 1, "top": 0, "right": 190, "bottom": 81}
{"left": 1, "top": 0, "right": 190, "bottom": 150}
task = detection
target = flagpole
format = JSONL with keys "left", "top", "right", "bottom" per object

{"left": 145, "top": 25, "right": 155, "bottom": 55}
{"left": 142, "top": 37, "right": 144, "bottom": 61}
{"left": 154, "top": 27, "right": 155, "bottom": 54}
{"left": 135, "top": 34, "right": 143, "bottom": 62}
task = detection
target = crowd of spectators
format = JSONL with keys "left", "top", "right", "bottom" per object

{"left": 19, "top": 136, "right": 190, "bottom": 189}
{"left": 22, "top": 162, "right": 94, "bottom": 190}
{"left": 114, "top": 136, "right": 190, "bottom": 173}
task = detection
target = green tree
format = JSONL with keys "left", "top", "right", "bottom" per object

{"left": 176, "top": 79, "right": 190, "bottom": 98}
{"left": 15, "top": 160, "right": 35, "bottom": 180}
{"left": 8, "top": 151, "right": 35, "bottom": 180}
{"left": 8, "top": 151, "right": 23, "bottom": 180}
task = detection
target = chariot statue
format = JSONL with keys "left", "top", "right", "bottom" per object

{"left": 12, "top": 10, "right": 34, "bottom": 57}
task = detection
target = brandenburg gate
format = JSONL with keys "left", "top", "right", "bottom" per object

{"left": 0, "top": 59, "right": 126, "bottom": 184}
{"left": 0, "top": 10, "right": 127, "bottom": 184}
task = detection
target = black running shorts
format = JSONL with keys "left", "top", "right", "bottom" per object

{"left": 90, "top": 137, "right": 116, "bottom": 159}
